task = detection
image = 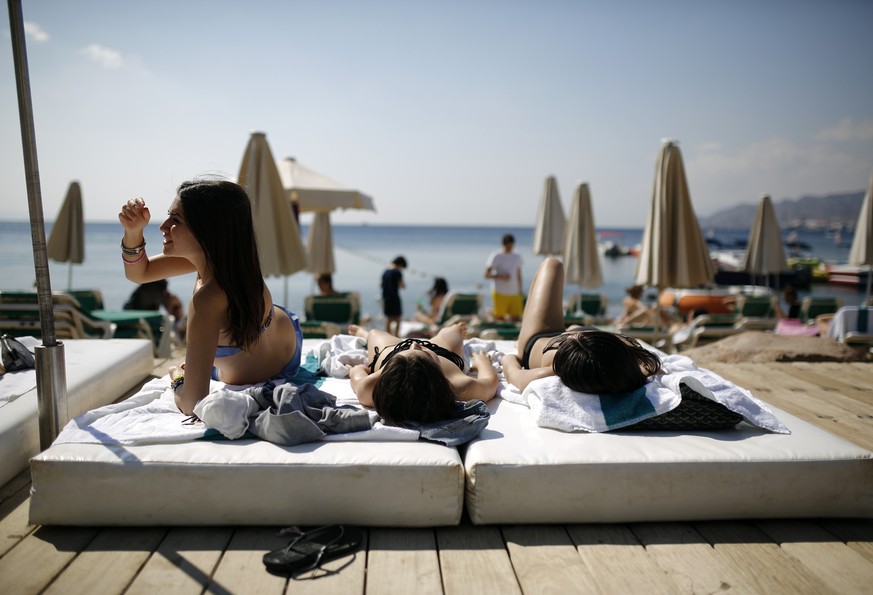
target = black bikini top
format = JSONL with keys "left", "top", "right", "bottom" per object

{"left": 369, "top": 338, "right": 465, "bottom": 373}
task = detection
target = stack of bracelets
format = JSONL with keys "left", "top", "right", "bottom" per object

{"left": 170, "top": 372, "right": 185, "bottom": 391}
{"left": 121, "top": 239, "right": 147, "bottom": 265}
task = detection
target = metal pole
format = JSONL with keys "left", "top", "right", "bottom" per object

{"left": 8, "top": 0, "right": 68, "bottom": 447}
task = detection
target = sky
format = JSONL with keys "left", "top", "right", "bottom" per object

{"left": 2, "top": 0, "right": 872, "bottom": 228}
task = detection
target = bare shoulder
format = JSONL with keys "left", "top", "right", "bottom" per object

{"left": 191, "top": 281, "right": 228, "bottom": 315}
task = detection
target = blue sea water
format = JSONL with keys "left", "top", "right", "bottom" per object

{"left": 0, "top": 220, "right": 865, "bottom": 324}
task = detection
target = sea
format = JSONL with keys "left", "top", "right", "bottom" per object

{"left": 0, "top": 220, "right": 866, "bottom": 324}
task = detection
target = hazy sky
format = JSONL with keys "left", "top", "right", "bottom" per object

{"left": 2, "top": 0, "right": 872, "bottom": 228}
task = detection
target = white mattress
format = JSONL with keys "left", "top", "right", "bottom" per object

{"left": 464, "top": 397, "right": 873, "bottom": 524}
{"left": 0, "top": 338, "right": 153, "bottom": 487}
{"left": 29, "top": 339, "right": 465, "bottom": 527}
{"left": 29, "top": 438, "right": 464, "bottom": 527}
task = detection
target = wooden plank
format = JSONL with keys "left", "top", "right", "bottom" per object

{"left": 438, "top": 524, "right": 521, "bottom": 595}
{"left": 632, "top": 522, "right": 754, "bottom": 593}
{"left": 756, "top": 520, "right": 873, "bottom": 594}
{"left": 43, "top": 527, "right": 166, "bottom": 595}
{"left": 0, "top": 468, "right": 31, "bottom": 504}
{"left": 502, "top": 524, "right": 597, "bottom": 593}
{"left": 694, "top": 521, "right": 836, "bottom": 594}
{"left": 127, "top": 527, "right": 232, "bottom": 595}
{"left": 0, "top": 526, "right": 98, "bottom": 594}
{"left": 208, "top": 528, "right": 289, "bottom": 593}
{"left": 567, "top": 524, "right": 676, "bottom": 594}
{"left": 366, "top": 528, "right": 442, "bottom": 595}
{"left": 790, "top": 364, "right": 873, "bottom": 405}
{"left": 816, "top": 519, "right": 873, "bottom": 565}
{"left": 0, "top": 484, "right": 36, "bottom": 557}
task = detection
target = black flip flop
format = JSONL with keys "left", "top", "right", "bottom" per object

{"left": 263, "top": 525, "right": 364, "bottom": 576}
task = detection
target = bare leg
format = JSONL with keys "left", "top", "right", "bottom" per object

{"left": 517, "top": 257, "right": 566, "bottom": 357}
{"left": 349, "top": 324, "right": 400, "bottom": 362}
{"left": 430, "top": 321, "right": 468, "bottom": 356}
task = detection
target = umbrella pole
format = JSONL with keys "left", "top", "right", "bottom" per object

{"left": 8, "top": 0, "right": 68, "bottom": 448}
{"left": 865, "top": 265, "right": 872, "bottom": 307}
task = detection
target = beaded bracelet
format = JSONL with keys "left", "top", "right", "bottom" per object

{"left": 122, "top": 252, "right": 146, "bottom": 266}
{"left": 170, "top": 373, "right": 185, "bottom": 391}
{"left": 121, "top": 239, "right": 146, "bottom": 256}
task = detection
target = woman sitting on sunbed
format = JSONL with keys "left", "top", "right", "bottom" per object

{"left": 346, "top": 322, "right": 499, "bottom": 425}
{"left": 502, "top": 257, "right": 661, "bottom": 394}
{"left": 118, "top": 179, "right": 303, "bottom": 416}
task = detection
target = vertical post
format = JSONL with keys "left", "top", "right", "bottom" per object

{"left": 8, "top": 0, "right": 68, "bottom": 447}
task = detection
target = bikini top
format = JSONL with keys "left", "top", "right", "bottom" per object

{"left": 368, "top": 338, "right": 465, "bottom": 373}
{"left": 214, "top": 305, "right": 275, "bottom": 358}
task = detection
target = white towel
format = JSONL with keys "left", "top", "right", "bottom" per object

{"left": 318, "top": 334, "right": 368, "bottom": 378}
{"left": 501, "top": 350, "right": 789, "bottom": 434}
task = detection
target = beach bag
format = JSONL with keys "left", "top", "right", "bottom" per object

{"left": 0, "top": 334, "right": 35, "bottom": 374}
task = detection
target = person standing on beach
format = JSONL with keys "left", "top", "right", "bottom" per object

{"left": 382, "top": 256, "right": 407, "bottom": 336}
{"left": 484, "top": 233, "right": 523, "bottom": 321}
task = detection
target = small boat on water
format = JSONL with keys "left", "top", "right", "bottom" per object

{"left": 826, "top": 264, "right": 871, "bottom": 288}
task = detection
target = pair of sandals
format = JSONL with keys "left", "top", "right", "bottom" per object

{"left": 263, "top": 525, "right": 364, "bottom": 577}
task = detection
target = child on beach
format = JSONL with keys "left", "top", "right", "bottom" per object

{"left": 118, "top": 179, "right": 303, "bottom": 415}
{"left": 381, "top": 256, "right": 407, "bottom": 336}
{"left": 346, "top": 322, "right": 499, "bottom": 425}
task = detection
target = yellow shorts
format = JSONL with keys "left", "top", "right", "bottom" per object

{"left": 492, "top": 293, "right": 523, "bottom": 319}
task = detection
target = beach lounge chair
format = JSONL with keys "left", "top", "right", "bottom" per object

{"left": 67, "top": 289, "right": 170, "bottom": 357}
{"left": 0, "top": 291, "right": 114, "bottom": 340}
{"left": 304, "top": 292, "right": 361, "bottom": 326}
{"left": 732, "top": 293, "right": 778, "bottom": 331}
{"left": 435, "top": 292, "right": 482, "bottom": 326}
{"left": 800, "top": 296, "right": 842, "bottom": 324}
{"left": 564, "top": 292, "right": 609, "bottom": 325}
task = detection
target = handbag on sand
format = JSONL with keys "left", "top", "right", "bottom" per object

{"left": 0, "top": 334, "right": 35, "bottom": 374}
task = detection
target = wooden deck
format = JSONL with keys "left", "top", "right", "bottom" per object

{"left": 1, "top": 352, "right": 872, "bottom": 594}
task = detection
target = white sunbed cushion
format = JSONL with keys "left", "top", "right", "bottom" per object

{"left": 464, "top": 398, "right": 873, "bottom": 524}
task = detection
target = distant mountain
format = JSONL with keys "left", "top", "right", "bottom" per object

{"left": 698, "top": 191, "right": 865, "bottom": 231}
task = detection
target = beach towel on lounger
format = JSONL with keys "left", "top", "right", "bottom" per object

{"left": 500, "top": 351, "right": 789, "bottom": 434}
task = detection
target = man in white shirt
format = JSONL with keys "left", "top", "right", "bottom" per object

{"left": 484, "top": 233, "right": 523, "bottom": 321}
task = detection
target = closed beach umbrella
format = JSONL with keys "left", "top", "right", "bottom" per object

{"left": 47, "top": 180, "right": 84, "bottom": 290}
{"left": 563, "top": 182, "right": 603, "bottom": 288}
{"left": 744, "top": 194, "right": 788, "bottom": 286}
{"left": 634, "top": 140, "right": 714, "bottom": 291}
{"left": 848, "top": 170, "right": 873, "bottom": 304}
{"left": 532, "top": 175, "right": 565, "bottom": 256}
{"left": 238, "top": 132, "right": 307, "bottom": 304}
{"left": 306, "top": 211, "right": 335, "bottom": 275}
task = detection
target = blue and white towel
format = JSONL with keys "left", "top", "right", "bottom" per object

{"left": 500, "top": 350, "right": 790, "bottom": 434}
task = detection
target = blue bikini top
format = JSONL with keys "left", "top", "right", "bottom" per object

{"left": 214, "top": 305, "right": 274, "bottom": 358}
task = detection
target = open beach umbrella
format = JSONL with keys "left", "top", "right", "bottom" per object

{"left": 278, "top": 157, "right": 375, "bottom": 213}
{"left": 532, "top": 175, "right": 565, "bottom": 256}
{"left": 848, "top": 170, "right": 873, "bottom": 305}
{"left": 634, "top": 140, "right": 714, "bottom": 325}
{"left": 238, "top": 132, "right": 308, "bottom": 305}
{"left": 277, "top": 156, "right": 376, "bottom": 282}
{"left": 743, "top": 194, "right": 788, "bottom": 288}
{"left": 563, "top": 182, "right": 603, "bottom": 289}
{"left": 46, "top": 180, "right": 84, "bottom": 290}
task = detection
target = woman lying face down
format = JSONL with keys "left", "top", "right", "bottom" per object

{"left": 346, "top": 322, "right": 499, "bottom": 425}
{"left": 502, "top": 257, "right": 662, "bottom": 394}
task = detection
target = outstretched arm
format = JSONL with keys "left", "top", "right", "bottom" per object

{"left": 349, "top": 364, "right": 377, "bottom": 407}
{"left": 501, "top": 354, "right": 555, "bottom": 391}
{"left": 452, "top": 353, "right": 499, "bottom": 402}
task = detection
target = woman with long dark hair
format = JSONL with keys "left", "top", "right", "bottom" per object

{"left": 118, "top": 179, "right": 302, "bottom": 415}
